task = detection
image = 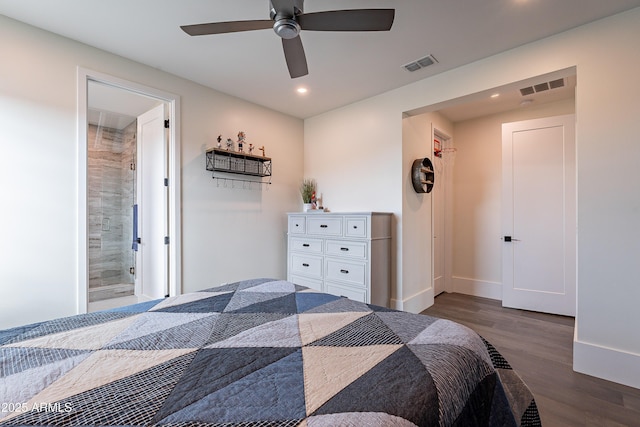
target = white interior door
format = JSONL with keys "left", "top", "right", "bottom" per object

{"left": 502, "top": 115, "right": 575, "bottom": 316}
{"left": 137, "top": 103, "right": 168, "bottom": 300}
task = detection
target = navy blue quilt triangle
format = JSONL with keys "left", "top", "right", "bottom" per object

{"left": 295, "top": 291, "right": 341, "bottom": 313}
{"left": 154, "top": 347, "right": 299, "bottom": 422}
{"left": 313, "top": 345, "right": 439, "bottom": 426}
{"left": 156, "top": 349, "right": 306, "bottom": 425}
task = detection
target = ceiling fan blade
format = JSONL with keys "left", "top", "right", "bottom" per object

{"left": 181, "top": 20, "right": 273, "bottom": 36}
{"left": 298, "top": 9, "right": 395, "bottom": 32}
{"left": 282, "top": 36, "right": 308, "bottom": 79}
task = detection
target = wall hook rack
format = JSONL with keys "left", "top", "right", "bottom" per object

{"left": 213, "top": 175, "right": 271, "bottom": 190}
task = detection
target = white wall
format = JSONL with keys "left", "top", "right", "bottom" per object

{"left": 304, "top": 8, "right": 640, "bottom": 388}
{"left": 451, "top": 98, "right": 575, "bottom": 299}
{"left": 0, "top": 15, "right": 303, "bottom": 329}
{"left": 400, "top": 112, "right": 454, "bottom": 310}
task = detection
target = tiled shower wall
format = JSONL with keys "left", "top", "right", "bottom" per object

{"left": 88, "top": 121, "right": 136, "bottom": 293}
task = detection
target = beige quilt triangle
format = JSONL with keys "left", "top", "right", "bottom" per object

{"left": 23, "top": 348, "right": 195, "bottom": 406}
{"left": 298, "top": 312, "right": 369, "bottom": 346}
{"left": 302, "top": 344, "right": 402, "bottom": 415}
{"left": 5, "top": 315, "right": 140, "bottom": 350}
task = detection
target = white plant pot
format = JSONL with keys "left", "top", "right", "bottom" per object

{"left": 303, "top": 203, "right": 313, "bottom": 212}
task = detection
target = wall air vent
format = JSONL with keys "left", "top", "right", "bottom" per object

{"left": 519, "top": 78, "right": 565, "bottom": 96}
{"left": 403, "top": 54, "right": 438, "bottom": 72}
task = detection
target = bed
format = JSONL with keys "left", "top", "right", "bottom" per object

{"left": 0, "top": 278, "right": 540, "bottom": 426}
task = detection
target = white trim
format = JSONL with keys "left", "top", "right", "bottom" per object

{"left": 391, "top": 286, "right": 433, "bottom": 313}
{"left": 77, "top": 67, "right": 181, "bottom": 315}
{"left": 574, "top": 333, "right": 640, "bottom": 389}
{"left": 451, "top": 276, "right": 502, "bottom": 300}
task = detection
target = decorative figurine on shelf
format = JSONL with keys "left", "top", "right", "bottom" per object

{"left": 226, "top": 138, "right": 234, "bottom": 151}
{"left": 237, "top": 131, "right": 246, "bottom": 152}
{"left": 216, "top": 135, "right": 222, "bottom": 149}
{"left": 248, "top": 143, "right": 254, "bottom": 154}
{"left": 258, "top": 146, "right": 266, "bottom": 157}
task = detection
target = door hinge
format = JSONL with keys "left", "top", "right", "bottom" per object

{"left": 164, "top": 236, "right": 170, "bottom": 245}
{"left": 164, "top": 178, "right": 169, "bottom": 187}
{"left": 130, "top": 163, "right": 136, "bottom": 171}
{"left": 164, "top": 119, "right": 170, "bottom": 129}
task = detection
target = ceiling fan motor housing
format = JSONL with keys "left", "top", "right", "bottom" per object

{"left": 273, "top": 18, "right": 301, "bottom": 39}
{"left": 270, "top": 0, "right": 304, "bottom": 39}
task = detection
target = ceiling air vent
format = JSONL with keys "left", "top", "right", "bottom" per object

{"left": 520, "top": 78, "right": 565, "bottom": 96}
{"left": 549, "top": 78, "right": 565, "bottom": 89}
{"left": 403, "top": 54, "right": 438, "bottom": 72}
{"left": 520, "top": 86, "right": 535, "bottom": 96}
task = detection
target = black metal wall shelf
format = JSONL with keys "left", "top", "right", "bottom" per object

{"left": 206, "top": 148, "right": 272, "bottom": 183}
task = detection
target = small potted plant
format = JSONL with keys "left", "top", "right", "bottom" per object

{"left": 300, "top": 178, "right": 316, "bottom": 212}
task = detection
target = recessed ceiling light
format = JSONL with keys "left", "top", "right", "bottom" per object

{"left": 297, "top": 87, "right": 308, "bottom": 94}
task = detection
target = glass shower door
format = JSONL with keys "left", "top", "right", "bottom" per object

{"left": 87, "top": 108, "right": 137, "bottom": 303}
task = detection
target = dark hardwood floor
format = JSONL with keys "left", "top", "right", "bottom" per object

{"left": 422, "top": 292, "right": 640, "bottom": 427}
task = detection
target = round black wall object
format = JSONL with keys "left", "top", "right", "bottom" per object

{"left": 411, "top": 157, "right": 434, "bottom": 193}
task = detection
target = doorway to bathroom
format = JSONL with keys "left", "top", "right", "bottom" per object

{"left": 78, "top": 69, "right": 181, "bottom": 313}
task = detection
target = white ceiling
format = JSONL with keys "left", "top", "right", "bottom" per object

{"left": 2, "top": 0, "right": 639, "bottom": 119}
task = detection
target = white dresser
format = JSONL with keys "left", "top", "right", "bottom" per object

{"left": 287, "top": 212, "right": 392, "bottom": 307}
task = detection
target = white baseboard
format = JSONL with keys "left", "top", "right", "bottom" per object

{"left": 573, "top": 335, "right": 640, "bottom": 389}
{"left": 451, "top": 276, "right": 502, "bottom": 300}
{"left": 390, "top": 287, "right": 433, "bottom": 314}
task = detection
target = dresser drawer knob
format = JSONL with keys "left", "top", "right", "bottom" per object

{"left": 320, "top": 224, "right": 328, "bottom": 228}
{"left": 302, "top": 243, "right": 310, "bottom": 247}
{"left": 302, "top": 263, "right": 310, "bottom": 267}
{"left": 340, "top": 269, "right": 349, "bottom": 274}
{"left": 340, "top": 247, "right": 349, "bottom": 251}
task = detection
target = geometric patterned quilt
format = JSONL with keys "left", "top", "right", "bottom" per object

{"left": 0, "top": 278, "right": 541, "bottom": 426}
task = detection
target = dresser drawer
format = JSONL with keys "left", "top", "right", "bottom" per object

{"left": 290, "top": 237, "right": 323, "bottom": 254}
{"left": 290, "top": 254, "right": 323, "bottom": 278}
{"left": 326, "top": 282, "right": 367, "bottom": 303}
{"left": 288, "top": 215, "right": 306, "bottom": 234}
{"left": 325, "top": 240, "right": 367, "bottom": 259}
{"left": 307, "top": 216, "right": 343, "bottom": 236}
{"left": 325, "top": 258, "right": 366, "bottom": 287}
{"left": 345, "top": 217, "right": 368, "bottom": 238}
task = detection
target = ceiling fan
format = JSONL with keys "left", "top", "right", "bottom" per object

{"left": 180, "top": 0, "right": 395, "bottom": 79}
